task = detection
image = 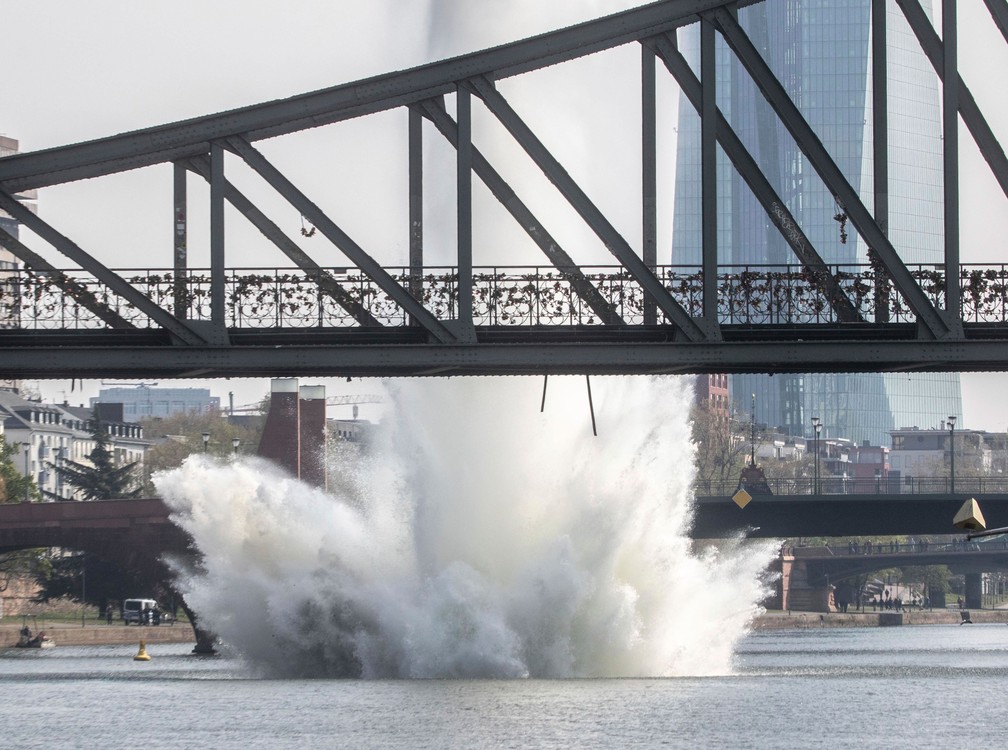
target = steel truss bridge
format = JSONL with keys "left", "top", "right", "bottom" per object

{"left": 2, "top": 0, "right": 1008, "bottom": 378}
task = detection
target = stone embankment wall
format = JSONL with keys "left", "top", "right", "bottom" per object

{"left": 0, "top": 577, "right": 43, "bottom": 619}
{"left": 753, "top": 609, "right": 1008, "bottom": 629}
{"left": 0, "top": 622, "right": 195, "bottom": 647}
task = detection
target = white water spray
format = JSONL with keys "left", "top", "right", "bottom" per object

{"left": 155, "top": 376, "right": 777, "bottom": 678}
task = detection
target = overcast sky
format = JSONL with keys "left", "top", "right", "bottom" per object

{"left": 3, "top": 0, "right": 1007, "bottom": 430}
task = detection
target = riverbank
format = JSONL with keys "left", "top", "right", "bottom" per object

{"left": 754, "top": 608, "right": 1008, "bottom": 629}
{"left": 5, "top": 609, "right": 1005, "bottom": 647}
{"left": 0, "top": 620, "right": 195, "bottom": 648}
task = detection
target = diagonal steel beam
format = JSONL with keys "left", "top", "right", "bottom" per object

{"left": 896, "top": 0, "right": 1008, "bottom": 204}
{"left": 417, "top": 98, "right": 625, "bottom": 325}
{"left": 709, "top": 6, "right": 951, "bottom": 339}
{"left": 226, "top": 136, "right": 458, "bottom": 343}
{"left": 650, "top": 34, "right": 862, "bottom": 323}
{"left": 0, "top": 226, "right": 133, "bottom": 329}
{"left": 468, "top": 76, "right": 710, "bottom": 341}
{"left": 983, "top": 0, "right": 1008, "bottom": 46}
{"left": 0, "top": 191, "right": 208, "bottom": 344}
{"left": 183, "top": 156, "right": 381, "bottom": 327}
{"left": 0, "top": 0, "right": 763, "bottom": 193}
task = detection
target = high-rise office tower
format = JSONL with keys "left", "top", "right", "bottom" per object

{"left": 0, "top": 135, "right": 37, "bottom": 393}
{"left": 0, "top": 135, "right": 25, "bottom": 271}
{"left": 671, "top": 1, "right": 962, "bottom": 445}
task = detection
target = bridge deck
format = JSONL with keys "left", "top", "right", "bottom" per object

{"left": 692, "top": 493, "right": 1008, "bottom": 539}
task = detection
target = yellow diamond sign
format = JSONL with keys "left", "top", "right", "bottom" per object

{"left": 732, "top": 488, "right": 753, "bottom": 509}
{"left": 953, "top": 498, "right": 986, "bottom": 531}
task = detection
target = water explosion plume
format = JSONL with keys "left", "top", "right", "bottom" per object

{"left": 155, "top": 376, "right": 776, "bottom": 678}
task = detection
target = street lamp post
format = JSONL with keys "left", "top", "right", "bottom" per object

{"left": 948, "top": 415, "right": 957, "bottom": 494}
{"left": 811, "top": 417, "right": 822, "bottom": 495}
{"left": 202, "top": 432, "right": 210, "bottom": 453}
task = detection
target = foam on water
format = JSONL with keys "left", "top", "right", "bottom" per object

{"left": 155, "top": 376, "right": 777, "bottom": 678}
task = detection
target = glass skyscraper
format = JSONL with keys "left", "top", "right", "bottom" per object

{"left": 671, "top": 0, "right": 962, "bottom": 446}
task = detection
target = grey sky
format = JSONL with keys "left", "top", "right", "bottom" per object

{"left": 3, "top": 0, "right": 1007, "bottom": 429}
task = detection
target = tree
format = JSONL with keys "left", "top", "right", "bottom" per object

{"left": 139, "top": 407, "right": 265, "bottom": 492}
{"left": 0, "top": 437, "right": 38, "bottom": 504}
{"left": 690, "top": 400, "right": 750, "bottom": 490}
{"left": 50, "top": 414, "right": 141, "bottom": 501}
{"left": 34, "top": 550, "right": 148, "bottom": 613}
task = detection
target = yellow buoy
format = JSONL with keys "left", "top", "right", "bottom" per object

{"left": 133, "top": 640, "right": 151, "bottom": 661}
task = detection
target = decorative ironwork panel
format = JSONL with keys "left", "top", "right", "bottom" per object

{"left": 5, "top": 263, "right": 1008, "bottom": 331}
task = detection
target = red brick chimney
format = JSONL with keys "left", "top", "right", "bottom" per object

{"left": 256, "top": 379, "right": 329, "bottom": 488}
{"left": 298, "top": 385, "right": 327, "bottom": 491}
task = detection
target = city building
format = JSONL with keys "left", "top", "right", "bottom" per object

{"left": 694, "top": 374, "right": 730, "bottom": 421}
{"left": 328, "top": 418, "right": 372, "bottom": 444}
{"left": 753, "top": 432, "right": 889, "bottom": 486}
{"left": 92, "top": 384, "right": 220, "bottom": 421}
{"left": 0, "top": 135, "right": 34, "bottom": 271}
{"left": 889, "top": 424, "right": 1005, "bottom": 484}
{"left": 0, "top": 388, "right": 149, "bottom": 500}
{"left": 0, "top": 135, "right": 37, "bottom": 394}
{"left": 672, "top": 1, "right": 962, "bottom": 446}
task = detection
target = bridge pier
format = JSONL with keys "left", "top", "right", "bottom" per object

{"left": 776, "top": 551, "right": 836, "bottom": 613}
{"left": 965, "top": 572, "right": 983, "bottom": 610}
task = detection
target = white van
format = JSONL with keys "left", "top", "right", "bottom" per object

{"left": 122, "top": 598, "right": 158, "bottom": 625}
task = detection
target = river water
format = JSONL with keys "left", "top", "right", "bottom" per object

{"left": 5, "top": 624, "right": 1007, "bottom": 748}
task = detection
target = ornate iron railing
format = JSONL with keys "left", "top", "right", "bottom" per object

{"left": 2, "top": 263, "right": 1006, "bottom": 331}
{"left": 694, "top": 474, "right": 1008, "bottom": 497}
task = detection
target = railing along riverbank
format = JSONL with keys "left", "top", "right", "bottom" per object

{"left": 693, "top": 475, "right": 1008, "bottom": 497}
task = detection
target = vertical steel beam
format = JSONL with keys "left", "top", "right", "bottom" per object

{"left": 701, "top": 17, "right": 718, "bottom": 326}
{"left": 173, "top": 162, "right": 188, "bottom": 320}
{"left": 409, "top": 107, "right": 424, "bottom": 312}
{"left": 642, "top": 44, "right": 658, "bottom": 325}
{"left": 872, "top": 0, "right": 890, "bottom": 323}
{"left": 871, "top": 0, "right": 888, "bottom": 237}
{"left": 943, "top": 0, "right": 961, "bottom": 319}
{"left": 456, "top": 85, "right": 473, "bottom": 330}
{"left": 210, "top": 142, "right": 226, "bottom": 327}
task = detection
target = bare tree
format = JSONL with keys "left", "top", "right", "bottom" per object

{"left": 690, "top": 400, "right": 749, "bottom": 491}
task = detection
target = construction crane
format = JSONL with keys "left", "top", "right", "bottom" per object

{"left": 230, "top": 394, "right": 384, "bottom": 414}
{"left": 326, "top": 395, "right": 383, "bottom": 407}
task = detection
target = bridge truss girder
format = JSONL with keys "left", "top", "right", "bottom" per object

{"left": 1, "top": 0, "right": 1007, "bottom": 378}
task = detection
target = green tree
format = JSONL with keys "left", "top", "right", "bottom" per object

{"left": 50, "top": 415, "right": 141, "bottom": 501}
{"left": 0, "top": 438, "right": 38, "bottom": 504}
{"left": 34, "top": 550, "right": 149, "bottom": 613}
{"left": 139, "top": 406, "right": 265, "bottom": 491}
